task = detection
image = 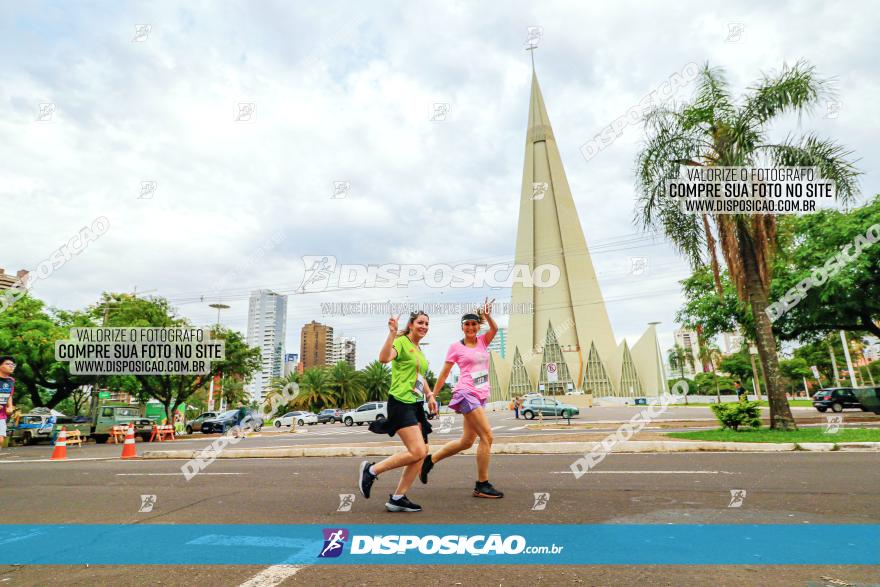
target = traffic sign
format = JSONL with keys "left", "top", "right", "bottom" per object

{"left": 546, "top": 362, "right": 558, "bottom": 383}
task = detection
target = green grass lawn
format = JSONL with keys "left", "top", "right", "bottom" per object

{"left": 667, "top": 427, "right": 880, "bottom": 443}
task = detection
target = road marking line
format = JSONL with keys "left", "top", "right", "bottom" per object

{"left": 509, "top": 425, "right": 527, "bottom": 430}
{"left": 551, "top": 470, "right": 738, "bottom": 474}
{"left": 240, "top": 565, "right": 306, "bottom": 586}
{"left": 491, "top": 426, "right": 506, "bottom": 431}
{"left": 116, "top": 472, "right": 244, "bottom": 476}
{"left": 0, "top": 457, "right": 119, "bottom": 464}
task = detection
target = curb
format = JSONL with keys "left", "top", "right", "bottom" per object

{"left": 141, "top": 440, "right": 880, "bottom": 459}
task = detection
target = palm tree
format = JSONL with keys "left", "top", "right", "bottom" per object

{"left": 636, "top": 61, "right": 860, "bottom": 430}
{"left": 668, "top": 344, "right": 695, "bottom": 404}
{"left": 703, "top": 345, "right": 725, "bottom": 403}
{"left": 668, "top": 344, "right": 695, "bottom": 379}
{"left": 360, "top": 360, "right": 391, "bottom": 402}
{"left": 328, "top": 361, "right": 366, "bottom": 409}
{"left": 265, "top": 372, "right": 300, "bottom": 417}
{"left": 220, "top": 375, "right": 247, "bottom": 408}
{"left": 291, "top": 367, "right": 335, "bottom": 412}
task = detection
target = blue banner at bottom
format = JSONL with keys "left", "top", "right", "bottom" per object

{"left": 0, "top": 524, "right": 877, "bottom": 565}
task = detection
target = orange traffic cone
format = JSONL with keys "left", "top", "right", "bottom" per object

{"left": 120, "top": 424, "right": 137, "bottom": 459}
{"left": 51, "top": 427, "right": 68, "bottom": 460}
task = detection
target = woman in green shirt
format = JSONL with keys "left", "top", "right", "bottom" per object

{"left": 358, "top": 311, "right": 438, "bottom": 512}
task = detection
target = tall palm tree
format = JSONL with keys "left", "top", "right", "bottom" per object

{"left": 360, "top": 360, "right": 391, "bottom": 402}
{"left": 668, "top": 344, "right": 695, "bottom": 379}
{"left": 291, "top": 367, "right": 335, "bottom": 412}
{"left": 636, "top": 61, "right": 860, "bottom": 430}
{"left": 328, "top": 361, "right": 366, "bottom": 409}
{"left": 668, "top": 344, "right": 695, "bottom": 404}
{"left": 701, "top": 344, "right": 725, "bottom": 402}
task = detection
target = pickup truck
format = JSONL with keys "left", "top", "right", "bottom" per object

{"left": 90, "top": 403, "right": 156, "bottom": 443}
{"left": 9, "top": 412, "right": 57, "bottom": 445}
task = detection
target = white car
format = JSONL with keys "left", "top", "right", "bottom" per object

{"left": 275, "top": 411, "right": 318, "bottom": 427}
{"left": 342, "top": 402, "right": 387, "bottom": 426}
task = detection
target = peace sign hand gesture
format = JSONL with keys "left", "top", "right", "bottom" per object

{"left": 481, "top": 297, "right": 496, "bottom": 319}
{"left": 388, "top": 314, "right": 401, "bottom": 335}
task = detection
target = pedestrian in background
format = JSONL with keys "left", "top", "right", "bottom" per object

{"left": 0, "top": 356, "right": 16, "bottom": 450}
{"left": 735, "top": 381, "right": 747, "bottom": 400}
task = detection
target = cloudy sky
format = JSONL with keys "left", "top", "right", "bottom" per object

{"left": 2, "top": 1, "right": 878, "bottom": 370}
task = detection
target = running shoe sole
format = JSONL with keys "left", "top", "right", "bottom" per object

{"left": 473, "top": 490, "right": 504, "bottom": 499}
{"left": 358, "top": 461, "right": 373, "bottom": 498}
{"left": 385, "top": 501, "right": 422, "bottom": 512}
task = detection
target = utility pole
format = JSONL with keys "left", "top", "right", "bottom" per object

{"left": 749, "top": 345, "right": 762, "bottom": 401}
{"left": 840, "top": 330, "right": 858, "bottom": 387}
{"left": 829, "top": 342, "right": 841, "bottom": 387}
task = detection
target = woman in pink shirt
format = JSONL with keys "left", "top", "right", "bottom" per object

{"left": 419, "top": 299, "right": 503, "bottom": 498}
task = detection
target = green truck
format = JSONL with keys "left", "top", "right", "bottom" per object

{"left": 88, "top": 402, "right": 156, "bottom": 443}
{"left": 52, "top": 395, "right": 158, "bottom": 443}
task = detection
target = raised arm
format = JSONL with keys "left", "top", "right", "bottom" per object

{"left": 379, "top": 314, "right": 401, "bottom": 363}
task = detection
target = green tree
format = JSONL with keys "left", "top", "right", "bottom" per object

{"left": 328, "top": 361, "right": 365, "bottom": 409}
{"left": 693, "top": 372, "right": 735, "bottom": 396}
{"left": 360, "top": 360, "right": 391, "bottom": 402}
{"left": 98, "top": 294, "right": 261, "bottom": 421}
{"left": 667, "top": 344, "right": 695, "bottom": 379}
{"left": 779, "top": 357, "right": 812, "bottom": 394}
{"left": 0, "top": 294, "right": 97, "bottom": 409}
{"left": 265, "top": 372, "right": 300, "bottom": 416}
{"left": 770, "top": 197, "right": 880, "bottom": 341}
{"left": 219, "top": 375, "right": 248, "bottom": 407}
{"left": 291, "top": 367, "right": 334, "bottom": 411}
{"left": 636, "top": 61, "right": 860, "bottom": 429}
{"left": 677, "top": 267, "right": 754, "bottom": 343}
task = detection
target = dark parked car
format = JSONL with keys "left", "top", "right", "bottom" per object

{"left": 186, "top": 411, "right": 219, "bottom": 434}
{"left": 317, "top": 408, "right": 344, "bottom": 424}
{"left": 201, "top": 409, "right": 263, "bottom": 433}
{"left": 812, "top": 388, "right": 866, "bottom": 412}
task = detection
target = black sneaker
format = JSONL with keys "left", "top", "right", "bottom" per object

{"left": 419, "top": 454, "right": 434, "bottom": 484}
{"left": 358, "top": 461, "right": 377, "bottom": 499}
{"left": 385, "top": 494, "right": 422, "bottom": 512}
{"left": 473, "top": 480, "right": 504, "bottom": 499}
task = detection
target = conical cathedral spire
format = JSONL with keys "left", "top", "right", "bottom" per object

{"left": 508, "top": 63, "right": 621, "bottom": 394}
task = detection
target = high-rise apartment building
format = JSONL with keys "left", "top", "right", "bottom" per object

{"left": 331, "top": 337, "right": 357, "bottom": 368}
{"left": 245, "top": 290, "right": 287, "bottom": 402}
{"left": 301, "top": 321, "right": 334, "bottom": 369}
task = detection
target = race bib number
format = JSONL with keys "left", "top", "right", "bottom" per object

{"left": 472, "top": 369, "right": 489, "bottom": 389}
{"left": 413, "top": 373, "right": 428, "bottom": 398}
{"left": 0, "top": 392, "right": 9, "bottom": 406}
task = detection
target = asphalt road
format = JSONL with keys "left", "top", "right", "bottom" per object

{"left": 1, "top": 452, "right": 878, "bottom": 585}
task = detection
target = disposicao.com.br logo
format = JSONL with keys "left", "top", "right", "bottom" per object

{"left": 318, "top": 528, "right": 563, "bottom": 557}
{"left": 297, "top": 256, "right": 560, "bottom": 292}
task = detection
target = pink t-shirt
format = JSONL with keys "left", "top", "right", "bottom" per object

{"left": 445, "top": 334, "right": 491, "bottom": 401}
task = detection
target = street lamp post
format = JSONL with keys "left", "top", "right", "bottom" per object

{"left": 209, "top": 303, "right": 231, "bottom": 327}
{"left": 207, "top": 304, "right": 230, "bottom": 412}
